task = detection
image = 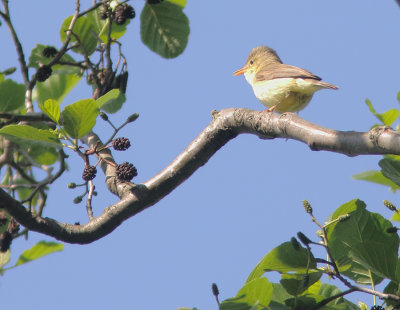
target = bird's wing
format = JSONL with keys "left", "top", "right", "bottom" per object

{"left": 255, "top": 64, "right": 322, "bottom": 82}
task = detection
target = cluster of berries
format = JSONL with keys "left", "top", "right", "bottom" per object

{"left": 36, "top": 46, "right": 59, "bottom": 82}
{"left": 100, "top": 3, "right": 135, "bottom": 25}
{"left": 81, "top": 137, "right": 137, "bottom": 182}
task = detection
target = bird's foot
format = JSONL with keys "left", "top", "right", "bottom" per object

{"left": 265, "top": 105, "right": 276, "bottom": 112}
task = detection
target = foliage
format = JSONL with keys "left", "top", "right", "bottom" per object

{"left": 0, "top": 0, "right": 189, "bottom": 274}
{"left": 1, "top": 1, "right": 400, "bottom": 309}
{"left": 216, "top": 98, "right": 400, "bottom": 310}
{"left": 218, "top": 199, "right": 400, "bottom": 310}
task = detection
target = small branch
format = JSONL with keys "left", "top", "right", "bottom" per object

{"left": 310, "top": 288, "right": 356, "bottom": 310}
{"left": 0, "top": 112, "right": 52, "bottom": 123}
{"left": 78, "top": 1, "right": 104, "bottom": 18}
{"left": 3, "top": 109, "right": 400, "bottom": 244}
{"left": 86, "top": 181, "right": 95, "bottom": 220}
{"left": 105, "top": 13, "right": 113, "bottom": 70}
{"left": 1, "top": 0, "right": 31, "bottom": 111}
{"left": 20, "top": 150, "right": 66, "bottom": 204}
{"left": 354, "top": 285, "right": 400, "bottom": 302}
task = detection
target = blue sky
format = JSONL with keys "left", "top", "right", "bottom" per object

{"left": 1, "top": 0, "right": 400, "bottom": 309}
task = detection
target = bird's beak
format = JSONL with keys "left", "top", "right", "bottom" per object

{"left": 233, "top": 66, "right": 247, "bottom": 76}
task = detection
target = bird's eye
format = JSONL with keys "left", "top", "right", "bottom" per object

{"left": 250, "top": 60, "right": 254, "bottom": 65}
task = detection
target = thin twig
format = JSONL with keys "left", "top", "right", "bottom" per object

{"left": 1, "top": 0, "right": 32, "bottom": 111}
{"left": 310, "top": 288, "right": 357, "bottom": 310}
{"left": 86, "top": 181, "right": 95, "bottom": 220}
{"left": 20, "top": 150, "right": 67, "bottom": 204}
{"left": 0, "top": 112, "right": 52, "bottom": 122}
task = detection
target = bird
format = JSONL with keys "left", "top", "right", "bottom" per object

{"left": 233, "top": 45, "right": 338, "bottom": 113}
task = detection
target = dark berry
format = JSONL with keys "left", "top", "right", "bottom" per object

{"left": 297, "top": 232, "right": 312, "bottom": 245}
{"left": 124, "top": 5, "right": 135, "bottom": 19}
{"left": 8, "top": 218, "right": 20, "bottom": 235}
{"left": 387, "top": 227, "right": 398, "bottom": 233}
{"left": 116, "top": 162, "right": 137, "bottom": 181}
{"left": 114, "top": 4, "right": 127, "bottom": 25}
{"left": 114, "top": 3, "right": 135, "bottom": 25}
{"left": 42, "top": 46, "right": 58, "bottom": 58}
{"left": 114, "top": 16, "right": 126, "bottom": 25}
{"left": 115, "top": 71, "right": 128, "bottom": 93}
{"left": 36, "top": 65, "right": 52, "bottom": 82}
{"left": 113, "top": 137, "right": 131, "bottom": 151}
{"left": 211, "top": 283, "right": 219, "bottom": 296}
{"left": 147, "top": 0, "right": 164, "bottom": 4}
{"left": 0, "top": 231, "right": 12, "bottom": 252}
{"left": 82, "top": 165, "right": 97, "bottom": 181}
{"left": 99, "top": 4, "right": 110, "bottom": 19}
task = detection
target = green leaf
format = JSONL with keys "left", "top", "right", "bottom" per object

{"left": 36, "top": 70, "right": 82, "bottom": 105}
{"left": 167, "top": 0, "right": 187, "bottom": 8}
{"left": 141, "top": 1, "right": 190, "bottom": 58}
{"left": 326, "top": 199, "right": 366, "bottom": 223}
{"left": 280, "top": 272, "right": 321, "bottom": 296}
{"left": 384, "top": 280, "right": 400, "bottom": 308}
{"left": 326, "top": 204, "right": 399, "bottom": 284}
{"left": 27, "top": 145, "right": 59, "bottom": 165}
{"left": 0, "top": 79, "right": 25, "bottom": 112}
{"left": 365, "top": 98, "right": 399, "bottom": 126}
{"left": 379, "top": 158, "right": 400, "bottom": 187}
{"left": 39, "top": 99, "right": 61, "bottom": 124}
{"left": 236, "top": 278, "right": 273, "bottom": 308}
{"left": 392, "top": 212, "right": 400, "bottom": 222}
{"left": 318, "top": 284, "right": 359, "bottom": 310}
{"left": 86, "top": 10, "right": 128, "bottom": 43}
{"left": 397, "top": 91, "right": 400, "bottom": 104}
{"left": 353, "top": 170, "right": 400, "bottom": 192}
{"left": 14, "top": 177, "right": 41, "bottom": 206}
{"left": 0, "top": 249, "right": 11, "bottom": 270}
{"left": 15, "top": 241, "right": 64, "bottom": 266}
{"left": 60, "top": 16, "right": 97, "bottom": 55}
{"left": 268, "top": 283, "right": 292, "bottom": 310}
{"left": 28, "top": 44, "right": 78, "bottom": 70}
{"left": 61, "top": 99, "right": 99, "bottom": 139}
{"left": 220, "top": 296, "right": 254, "bottom": 310}
{"left": 0, "top": 124, "right": 62, "bottom": 148}
{"left": 247, "top": 242, "right": 316, "bottom": 282}
{"left": 380, "top": 109, "right": 399, "bottom": 126}
{"left": 95, "top": 88, "right": 120, "bottom": 108}
{"left": 284, "top": 294, "right": 322, "bottom": 309}
{"left": 99, "top": 91, "right": 126, "bottom": 113}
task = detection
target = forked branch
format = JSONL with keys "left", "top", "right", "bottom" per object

{"left": 1, "top": 108, "right": 400, "bottom": 244}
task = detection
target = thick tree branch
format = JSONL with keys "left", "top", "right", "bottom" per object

{"left": 2, "top": 109, "right": 400, "bottom": 244}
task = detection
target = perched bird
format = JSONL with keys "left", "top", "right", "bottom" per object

{"left": 234, "top": 45, "right": 338, "bottom": 113}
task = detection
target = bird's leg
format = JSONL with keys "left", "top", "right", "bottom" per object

{"left": 265, "top": 105, "right": 276, "bottom": 112}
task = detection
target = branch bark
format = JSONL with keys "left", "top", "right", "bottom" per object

{"left": 2, "top": 108, "right": 400, "bottom": 244}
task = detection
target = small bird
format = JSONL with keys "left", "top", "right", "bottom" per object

{"left": 234, "top": 45, "right": 338, "bottom": 113}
